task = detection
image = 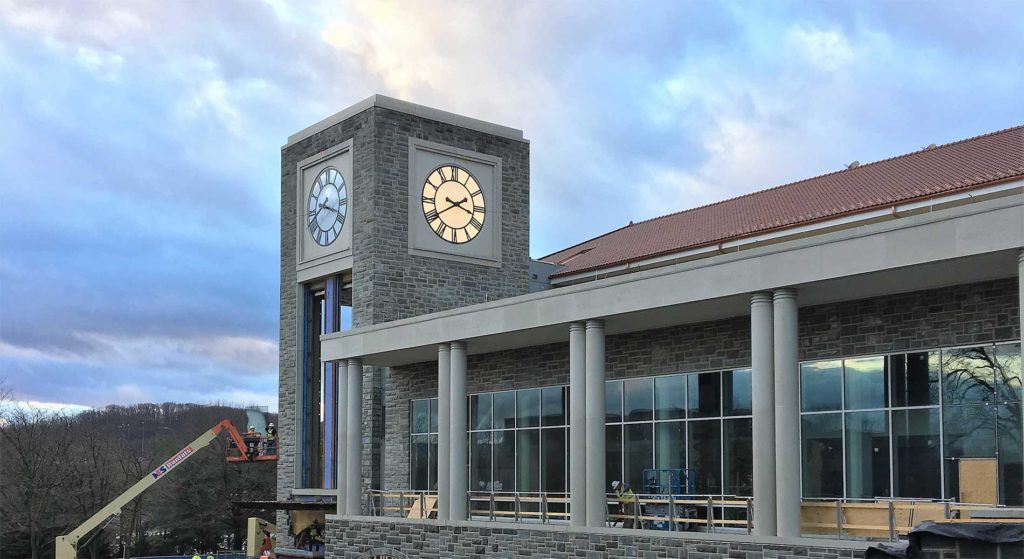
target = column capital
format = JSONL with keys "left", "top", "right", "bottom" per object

{"left": 585, "top": 319, "right": 604, "bottom": 330}
{"left": 438, "top": 342, "right": 451, "bottom": 353}
{"left": 772, "top": 288, "right": 797, "bottom": 302}
{"left": 751, "top": 292, "right": 773, "bottom": 305}
{"left": 569, "top": 321, "right": 586, "bottom": 333}
{"left": 449, "top": 340, "right": 466, "bottom": 352}
{"left": 347, "top": 356, "right": 363, "bottom": 367}
{"left": 1018, "top": 250, "right": 1024, "bottom": 265}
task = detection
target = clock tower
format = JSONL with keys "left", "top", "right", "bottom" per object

{"left": 277, "top": 95, "right": 530, "bottom": 509}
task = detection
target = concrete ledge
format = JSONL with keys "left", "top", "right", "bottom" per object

{"left": 325, "top": 514, "right": 870, "bottom": 555}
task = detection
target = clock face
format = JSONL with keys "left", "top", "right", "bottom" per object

{"left": 421, "top": 165, "right": 485, "bottom": 244}
{"left": 307, "top": 167, "right": 347, "bottom": 246}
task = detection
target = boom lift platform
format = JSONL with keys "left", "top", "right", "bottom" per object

{"left": 55, "top": 419, "right": 276, "bottom": 559}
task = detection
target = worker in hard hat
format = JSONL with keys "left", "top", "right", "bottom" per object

{"left": 265, "top": 422, "right": 278, "bottom": 456}
{"left": 611, "top": 481, "right": 636, "bottom": 528}
{"left": 243, "top": 425, "right": 262, "bottom": 460}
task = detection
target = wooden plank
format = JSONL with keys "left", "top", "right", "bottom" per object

{"left": 959, "top": 459, "right": 998, "bottom": 505}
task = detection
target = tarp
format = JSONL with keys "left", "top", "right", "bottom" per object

{"left": 865, "top": 521, "right": 1024, "bottom": 558}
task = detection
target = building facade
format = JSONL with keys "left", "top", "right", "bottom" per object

{"left": 278, "top": 96, "right": 1024, "bottom": 557}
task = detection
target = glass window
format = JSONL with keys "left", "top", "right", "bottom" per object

{"left": 624, "top": 423, "right": 654, "bottom": 491}
{"left": 845, "top": 411, "right": 890, "bottom": 498}
{"left": 605, "top": 381, "right": 623, "bottom": 423}
{"left": 943, "top": 404, "right": 996, "bottom": 458}
{"left": 655, "top": 374, "right": 686, "bottom": 420}
{"left": 890, "top": 352, "right": 940, "bottom": 407}
{"left": 493, "top": 391, "right": 516, "bottom": 429}
{"left": 845, "top": 356, "right": 887, "bottom": 410}
{"left": 517, "top": 389, "right": 541, "bottom": 428}
{"left": 801, "top": 361, "right": 843, "bottom": 412}
{"left": 687, "top": 420, "right": 722, "bottom": 494}
{"left": 998, "top": 403, "right": 1023, "bottom": 506}
{"left": 892, "top": 408, "right": 941, "bottom": 499}
{"left": 995, "top": 343, "right": 1022, "bottom": 403}
{"left": 654, "top": 421, "right": 685, "bottom": 471}
{"left": 723, "top": 369, "right": 752, "bottom": 416}
{"left": 542, "top": 428, "right": 567, "bottom": 492}
{"left": 606, "top": 424, "right": 622, "bottom": 489}
{"left": 429, "top": 398, "right": 439, "bottom": 432}
{"left": 411, "top": 399, "right": 430, "bottom": 434}
{"left": 541, "top": 386, "right": 566, "bottom": 426}
{"left": 687, "top": 372, "right": 721, "bottom": 418}
{"left": 472, "top": 394, "right": 492, "bottom": 430}
{"left": 471, "top": 431, "right": 492, "bottom": 492}
{"left": 492, "top": 429, "right": 514, "bottom": 492}
{"left": 943, "top": 346, "right": 996, "bottom": 404}
{"left": 411, "top": 434, "right": 431, "bottom": 490}
{"left": 723, "top": 418, "right": 753, "bottom": 496}
{"left": 624, "top": 378, "right": 654, "bottom": 422}
{"left": 801, "top": 413, "right": 843, "bottom": 498}
{"left": 516, "top": 429, "right": 540, "bottom": 492}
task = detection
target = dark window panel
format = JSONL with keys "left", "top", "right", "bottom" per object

{"left": 654, "top": 421, "right": 686, "bottom": 473}
{"left": 723, "top": 418, "right": 753, "bottom": 497}
{"left": 411, "top": 399, "right": 429, "bottom": 434}
{"left": 801, "top": 361, "right": 843, "bottom": 412}
{"left": 517, "top": 389, "right": 541, "bottom": 428}
{"left": 943, "top": 403, "right": 996, "bottom": 458}
{"left": 605, "top": 381, "right": 623, "bottom": 423}
{"left": 541, "top": 386, "right": 566, "bottom": 427}
{"left": 655, "top": 374, "right": 686, "bottom": 420}
{"left": 492, "top": 430, "right": 515, "bottom": 492}
{"left": 890, "top": 352, "right": 940, "bottom": 407}
{"left": 429, "top": 398, "right": 439, "bottom": 433}
{"left": 892, "top": 408, "right": 942, "bottom": 499}
{"left": 845, "top": 356, "right": 888, "bottom": 410}
{"left": 542, "top": 427, "right": 567, "bottom": 492}
{"left": 845, "top": 411, "right": 890, "bottom": 498}
{"left": 687, "top": 420, "right": 722, "bottom": 494}
{"left": 687, "top": 372, "right": 721, "bottom": 418}
{"left": 998, "top": 403, "right": 1023, "bottom": 506}
{"left": 472, "top": 393, "right": 493, "bottom": 431}
{"left": 801, "top": 413, "right": 843, "bottom": 498}
{"left": 516, "top": 429, "right": 540, "bottom": 492}
{"left": 471, "top": 431, "right": 493, "bottom": 492}
{"left": 995, "top": 343, "right": 1022, "bottom": 403}
{"left": 624, "top": 423, "right": 654, "bottom": 492}
{"left": 493, "top": 391, "right": 516, "bottom": 429}
{"left": 606, "top": 424, "right": 622, "bottom": 490}
{"left": 942, "top": 347, "right": 997, "bottom": 404}
{"left": 624, "top": 378, "right": 654, "bottom": 422}
{"left": 723, "top": 369, "right": 752, "bottom": 416}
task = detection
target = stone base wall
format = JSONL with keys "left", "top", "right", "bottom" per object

{"left": 324, "top": 517, "right": 867, "bottom": 559}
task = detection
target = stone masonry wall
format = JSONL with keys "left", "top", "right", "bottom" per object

{"left": 353, "top": 107, "right": 531, "bottom": 328}
{"left": 383, "top": 278, "right": 1019, "bottom": 490}
{"left": 324, "top": 517, "right": 867, "bottom": 559}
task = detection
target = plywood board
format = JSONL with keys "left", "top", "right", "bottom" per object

{"left": 959, "top": 458, "right": 998, "bottom": 505}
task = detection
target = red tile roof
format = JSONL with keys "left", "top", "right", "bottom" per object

{"left": 543, "top": 125, "right": 1024, "bottom": 278}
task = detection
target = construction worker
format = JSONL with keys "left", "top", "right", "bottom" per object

{"left": 243, "top": 425, "right": 261, "bottom": 460}
{"left": 265, "top": 422, "right": 277, "bottom": 455}
{"left": 611, "top": 481, "right": 637, "bottom": 529}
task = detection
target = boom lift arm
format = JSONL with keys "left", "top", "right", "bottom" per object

{"left": 55, "top": 419, "right": 262, "bottom": 559}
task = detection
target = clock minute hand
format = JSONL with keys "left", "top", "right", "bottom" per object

{"left": 445, "top": 196, "right": 472, "bottom": 214}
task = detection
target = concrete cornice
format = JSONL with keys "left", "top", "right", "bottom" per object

{"left": 284, "top": 94, "right": 527, "bottom": 148}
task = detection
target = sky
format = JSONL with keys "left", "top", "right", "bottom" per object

{"left": 1, "top": 1, "right": 1022, "bottom": 413}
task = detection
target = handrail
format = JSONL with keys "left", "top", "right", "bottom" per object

{"left": 365, "top": 489, "right": 1023, "bottom": 542}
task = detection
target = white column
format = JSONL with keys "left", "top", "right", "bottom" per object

{"left": 750, "top": 293, "right": 776, "bottom": 536}
{"left": 345, "top": 358, "right": 363, "bottom": 515}
{"left": 449, "top": 341, "right": 469, "bottom": 521}
{"left": 584, "top": 319, "right": 607, "bottom": 527}
{"left": 334, "top": 360, "right": 349, "bottom": 515}
{"left": 773, "top": 288, "right": 801, "bottom": 537}
{"left": 568, "top": 322, "right": 587, "bottom": 526}
{"left": 437, "top": 343, "right": 451, "bottom": 521}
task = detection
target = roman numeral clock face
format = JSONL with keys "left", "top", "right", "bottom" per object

{"left": 307, "top": 167, "right": 347, "bottom": 246}
{"left": 421, "top": 165, "right": 485, "bottom": 244}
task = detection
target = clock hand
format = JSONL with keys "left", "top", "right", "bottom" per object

{"left": 444, "top": 197, "right": 473, "bottom": 214}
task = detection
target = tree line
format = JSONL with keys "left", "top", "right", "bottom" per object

{"left": 0, "top": 383, "right": 277, "bottom": 559}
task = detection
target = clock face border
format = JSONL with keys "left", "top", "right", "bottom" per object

{"left": 296, "top": 139, "right": 354, "bottom": 281}
{"left": 407, "top": 138, "right": 502, "bottom": 267}
{"left": 308, "top": 166, "right": 349, "bottom": 247}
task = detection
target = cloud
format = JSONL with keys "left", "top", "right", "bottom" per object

{"left": 0, "top": 0, "right": 1021, "bottom": 411}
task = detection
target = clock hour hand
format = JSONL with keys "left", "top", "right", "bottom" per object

{"left": 444, "top": 196, "right": 472, "bottom": 214}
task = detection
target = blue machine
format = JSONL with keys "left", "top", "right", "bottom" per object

{"left": 641, "top": 468, "right": 697, "bottom": 531}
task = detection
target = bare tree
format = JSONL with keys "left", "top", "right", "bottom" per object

{"left": 0, "top": 406, "right": 75, "bottom": 559}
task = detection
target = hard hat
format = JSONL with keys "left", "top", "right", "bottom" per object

{"left": 611, "top": 480, "right": 621, "bottom": 491}
{"left": 268, "top": 422, "right": 275, "bottom": 427}
{"left": 249, "top": 425, "right": 255, "bottom": 429}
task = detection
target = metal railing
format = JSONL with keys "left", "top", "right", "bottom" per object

{"left": 366, "top": 490, "right": 1024, "bottom": 542}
